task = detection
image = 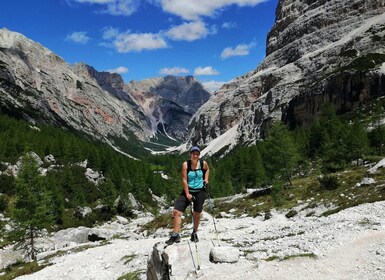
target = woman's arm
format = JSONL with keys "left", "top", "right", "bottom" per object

{"left": 203, "top": 160, "right": 210, "bottom": 185}
{"left": 182, "top": 161, "right": 192, "bottom": 200}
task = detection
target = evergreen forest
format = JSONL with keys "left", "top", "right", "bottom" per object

{"left": 1, "top": 100, "right": 385, "bottom": 237}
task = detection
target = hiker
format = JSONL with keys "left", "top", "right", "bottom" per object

{"left": 166, "top": 146, "right": 210, "bottom": 245}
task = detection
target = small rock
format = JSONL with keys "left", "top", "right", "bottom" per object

{"left": 209, "top": 246, "right": 240, "bottom": 263}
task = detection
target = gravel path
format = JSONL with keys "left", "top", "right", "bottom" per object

{"left": 11, "top": 201, "right": 385, "bottom": 280}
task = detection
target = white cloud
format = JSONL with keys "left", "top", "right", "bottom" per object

{"left": 72, "top": 0, "right": 114, "bottom": 3}
{"left": 103, "top": 0, "right": 141, "bottom": 16}
{"left": 102, "top": 26, "right": 120, "bottom": 40}
{"left": 114, "top": 32, "right": 168, "bottom": 52}
{"left": 159, "top": 67, "right": 189, "bottom": 75}
{"left": 201, "top": 80, "right": 226, "bottom": 92}
{"left": 194, "top": 66, "right": 219, "bottom": 76}
{"left": 66, "top": 31, "right": 90, "bottom": 44}
{"left": 105, "top": 66, "right": 129, "bottom": 74}
{"left": 222, "top": 21, "right": 237, "bottom": 29}
{"left": 69, "top": 0, "right": 140, "bottom": 16}
{"left": 165, "top": 21, "right": 214, "bottom": 41}
{"left": 220, "top": 42, "right": 256, "bottom": 59}
{"left": 158, "top": 0, "right": 266, "bottom": 20}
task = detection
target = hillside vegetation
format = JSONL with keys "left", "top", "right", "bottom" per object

{"left": 1, "top": 100, "right": 385, "bottom": 245}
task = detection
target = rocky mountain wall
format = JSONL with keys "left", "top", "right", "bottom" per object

{"left": 188, "top": 0, "right": 385, "bottom": 150}
{"left": 125, "top": 75, "right": 210, "bottom": 140}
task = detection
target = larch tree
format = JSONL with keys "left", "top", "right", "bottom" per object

{"left": 11, "top": 153, "right": 54, "bottom": 260}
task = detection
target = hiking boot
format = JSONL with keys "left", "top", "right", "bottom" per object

{"left": 165, "top": 234, "right": 181, "bottom": 245}
{"left": 190, "top": 232, "right": 199, "bottom": 242}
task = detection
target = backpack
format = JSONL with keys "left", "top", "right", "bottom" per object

{"left": 187, "top": 159, "right": 206, "bottom": 179}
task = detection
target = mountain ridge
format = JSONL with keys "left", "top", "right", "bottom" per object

{"left": 0, "top": 28, "right": 210, "bottom": 156}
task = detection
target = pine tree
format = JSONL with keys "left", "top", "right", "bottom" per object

{"left": 263, "top": 121, "right": 300, "bottom": 186}
{"left": 369, "top": 102, "right": 385, "bottom": 154}
{"left": 252, "top": 146, "right": 267, "bottom": 187}
{"left": 11, "top": 154, "right": 54, "bottom": 260}
{"left": 101, "top": 178, "right": 118, "bottom": 212}
{"left": 348, "top": 119, "right": 369, "bottom": 165}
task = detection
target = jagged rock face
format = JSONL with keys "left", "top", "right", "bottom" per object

{"left": 73, "top": 63, "right": 138, "bottom": 107}
{"left": 0, "top": 28, "right": 152, "bottom": 149}
{"left": 188, "top": 0, "right": 385, "bottom": 149}
{"left": 125, "top": 75, "right": 210, "bottom": 140}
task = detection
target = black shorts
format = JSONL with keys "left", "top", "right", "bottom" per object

{"left": 174, "top": 189, "right": 207, "bottom": 213}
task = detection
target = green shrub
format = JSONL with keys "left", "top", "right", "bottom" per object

{"left": 318, "top": 174, "right": 339, "bottom": 190}
{"left": 0, "top": 194, "right": 9, "bottom": 211}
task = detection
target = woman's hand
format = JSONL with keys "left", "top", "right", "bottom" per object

{"left": 186, "top": 193, "right": 193, "bottom": 201}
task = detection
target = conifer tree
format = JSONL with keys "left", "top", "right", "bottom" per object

{"left": 11, "top": 154, "right": 54, "bottom": 260}
{"left": 348, "top": 119, "right": 369, "bottom": 165}
{"left": 369, "top": 102, "right": 385, "bottom": 154}
{"left": 101, "top": 178, "right": 118, "bottom": 211}
{"left": 263, "top": 121, "right": 300, "bottom": 186}
{"left": 252, "top": 146, "right": 267, "bottom": 187}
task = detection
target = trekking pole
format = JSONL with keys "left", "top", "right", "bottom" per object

{"left": 190, "top": 198, "right": 200, "bottom": 271}
{"left": 206, "top": 184, "right": 220, "bottom": 246}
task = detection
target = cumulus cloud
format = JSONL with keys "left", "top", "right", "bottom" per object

{"left": 201, "top": 80, "right": 226, "bottom": 92}
{"left": 105, "top": 66, "right": 129, "bottom": 74}
{"left": 194, "top": 66, "right": 219, "bottom": 76}
{"left": 165, "top": 21, "right": 215, "bottom": 41}
{"left": 159, "top": 67, "right": 189, "bottom": 75}
{"left": 101, "top": 27, "right": 168, "bottom": 53}
{"left": 68, "top": 0, "right": 141, "bottom": 16}
{"left": 158, "top": 0, "right": 266, "bottom": 20}
{"left": 114, "top": 32, "right": 168, "bottom": 52}
{"left": 66, "top": 31, "right": 90, "bottom": 44}
{"left": 220, "top": 42, "right": 256, "bottom": 59}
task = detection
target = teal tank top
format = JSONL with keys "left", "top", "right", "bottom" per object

{"left": 187, "top": 160, "right": 204, "bottom": 192}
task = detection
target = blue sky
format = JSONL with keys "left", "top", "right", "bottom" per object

{"left": 1, "top": 0, "right": 278, "bottom": 91}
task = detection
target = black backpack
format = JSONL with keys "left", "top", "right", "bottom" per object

{"left": 187, "top": 159, "right": 206, "bottom": 179}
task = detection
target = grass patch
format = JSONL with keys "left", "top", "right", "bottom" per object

{"left": 117, "top": 271, "right": 141, "bottom": 280}
{"left": 121, "top": 254, "right": 136, "bottom": 265}
{"left": 282, "top": 252, "right": 317, "bottom": 260}
{"left": 206, "top": 164, "right": 385, "bottom": 218}
{"left": 140, "top": 213, "right": 172, "bottom": 234}
{"left": 357, "top": 217, "right": 382, "bottom": 227}
{"left": 0, "top": 260, "right": 47, "bottom": 280}
{"left": 241, "top": 249, "right": 256, "bottom": 256}
{"left": 263, "top": 252, "right": 317, "bottom": 262}
{"left": 264, "top": 255, "right": 280, "bottom": 261}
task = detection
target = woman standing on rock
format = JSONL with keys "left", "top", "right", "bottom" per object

{"left": 166, "top": 146, "right": 210, "bottom": 245}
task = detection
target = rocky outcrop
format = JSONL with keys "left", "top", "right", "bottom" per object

{"left": 125, "top": 75, "right": 210, "bottom": 140}
{"left": 146, "top": 240, "right": 240, "bottom": 280}
{"left": 188, "top": 0, "right": 385, "bottom": 150}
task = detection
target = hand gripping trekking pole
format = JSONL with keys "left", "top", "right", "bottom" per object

{"left": 206, "top": 184, "right": 220, "bottom": 246}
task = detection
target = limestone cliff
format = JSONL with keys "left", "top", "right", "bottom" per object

{"left": 188, "top": 0, "right": 385, "bottom": 150}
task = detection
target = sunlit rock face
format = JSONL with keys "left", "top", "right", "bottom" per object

{"left": 125, "top": 75, "right": 210, "bottom": 140}
{"left": 187, "top": 0, "right": 385, "bottom": 150}
{"left": 0, "top": 28, "right": 152, "bottom": 146}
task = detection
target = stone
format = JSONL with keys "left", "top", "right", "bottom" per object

{"left": 209, "top": 246, "right": 240, "bottom": 263}
{"left": 360, "top": 177, "right": 376, "bottom": 185}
